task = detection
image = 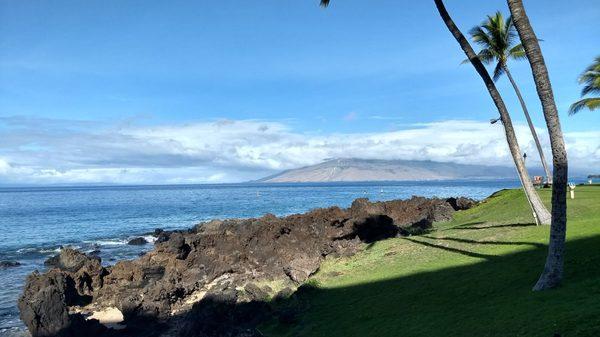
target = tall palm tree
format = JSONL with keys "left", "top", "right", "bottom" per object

{"left": 506, "top": 0, "right": 568, "bottom": 291}
{"left": 467, "top": 12, "right": 552, "bottom": 184}
{"left": 319, "top": 0, "right": 551, "bottom": 226}
{"left": 569, "top": 56, "right": 600, "bottom": 114}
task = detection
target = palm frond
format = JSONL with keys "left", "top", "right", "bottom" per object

{"left": 582, "top": 56, "right": 600, "bottom": 73}
{"left": 460, "top": 50, "right": 495, "bottom": 66}
{"left": 469, "top": 26, "right": 492, "bottom": 48}
{"left": 581, "top": 84, "right": 600, "bottom": 96}
{"left": 468, "top": 11, "right": 521, "bottom": 68}
{"left": 493, "top": 62, "right": 505, "bottom": 82}
{"left": 569, "top": 97, "right": 600, "bottom": 115}
{"left": 508, "top": 43, "right": 527, "bottom": 60}
{"left": 577, "top": 57, "right": 600, "bottom": 95}
{"left": 320, "top": 0, "right": 330, "bottom": 7}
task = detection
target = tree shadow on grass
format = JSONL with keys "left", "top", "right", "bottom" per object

{"left": 421, "top": 236, "right": 545, "bottom": 248}
{"left": 259, "top": 235, "right": 600, "bottom": 337}
{"left": 453, "top": 223, "right": 537, "bottom": 231}
{"left": 403, "top": 237, "right": 497, "bottom": 260}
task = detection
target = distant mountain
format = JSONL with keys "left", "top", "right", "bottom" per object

{"left": 256, "top": 158, "right": 517, "bottom": 183}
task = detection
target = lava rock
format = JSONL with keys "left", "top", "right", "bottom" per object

{"left": 0, "top": 260, "right": 21, "bottom": 268}
{"left": 44, "top": 248, "right": 101, "bottom": 272}
{"left": 128, "top": 237, "right": 148, "bottom": 245}
{"left": 244, "top": 283, "right": 269, "bottom": 301}
{"left": 446, "top": 197, "right": 477, "bottom": 211}
{"left": 19, "top": 195, "right": 468, "bottom": 337}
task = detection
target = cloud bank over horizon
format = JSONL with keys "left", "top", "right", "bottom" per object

{"left": 0, "top": 116, "right": 597, "bottom": 185}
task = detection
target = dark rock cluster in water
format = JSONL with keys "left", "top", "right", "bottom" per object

{"left": 127, "top": 237, "right": 148, "bottom": 245}
{"left": 18, "top": 196, "right": 475, "bottom": 337}
{"left": 0, "top": 261, "right": 21, "bottom": 268}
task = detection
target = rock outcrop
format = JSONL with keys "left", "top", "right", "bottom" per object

{"left": 0, "top": 260, "right": 21, "bottom": 268}
{"left": 19, "top": 196, "right": 475, "bottom": 337}
{"left": 127, "top": 237, "right": 148, "bottom": 245}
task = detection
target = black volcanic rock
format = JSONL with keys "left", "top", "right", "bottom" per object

{"left": 127, "top": 237, "right": 148, "bottom": 245}
{"left": 0, "top": 260, "right": 21, "bottom": 268}
{"left": 446, "top": 197, "right": 478, "bottom": 211}
{"left": 19, "top": 196, "right": 475, "bottom": 337}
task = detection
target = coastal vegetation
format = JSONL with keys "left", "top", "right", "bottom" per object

{"left": 431, "top": 0, "right": 552, "bottom": 228}
{"left": 466, "top": 11, "right": 552, "bottom": 183}
{"left": 322, "top": 0, "right": 569, "bottom": 290}
{"left": 569, "top": 56, "right": 600, "bottom": 114}
{"left": 261, "top": 185, "right": 600, "bottom": 336}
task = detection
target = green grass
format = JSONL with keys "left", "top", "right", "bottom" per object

{"left": 261, "top": 186, "right": 600, "bottom": 337}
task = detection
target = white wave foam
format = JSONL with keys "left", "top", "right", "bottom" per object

{"left": 141, "top": 235, "right": 157, "bottom": 244}
{"left": 39, "top": 247, "right": 62, "bottom": 254}
{"left": 87, "top": 239, "right": 128, "bottom": 246}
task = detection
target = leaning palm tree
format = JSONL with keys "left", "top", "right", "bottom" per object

{"left": 507, "top": 0, "right": 568, "bottom": 291}
{"left": 467, "top": 12, "right": 552, "bottom": 184}
{"left": 569, "top": 56, "right": 600, "bottom": 114}
{"left": 319, "top": 0, "right": 551, "bottom": 226}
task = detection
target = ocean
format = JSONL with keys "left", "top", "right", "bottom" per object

{"left": 0, "top": 180, "right": 522, "bottom": 335}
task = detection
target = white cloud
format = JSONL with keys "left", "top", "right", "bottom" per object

{"left": 0, "top": 158, "right": 11, "bottom": 174}
{"left": 0, "top": 117, "right": 597, "bottom": 185}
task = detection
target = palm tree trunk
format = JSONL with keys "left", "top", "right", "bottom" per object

{"left": 433, "top": 0, "right": 551, "bottom": 226}
{"left": 503, "top": 65, "right": 552, "bottom": 183}
{"left": 507, "top": 0, "right": 568, "bottom": 291}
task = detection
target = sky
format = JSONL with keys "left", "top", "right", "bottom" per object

{"left": 0, "top": 0, "right": 598, "bottom": 185}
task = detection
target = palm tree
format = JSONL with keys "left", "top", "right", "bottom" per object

{"left": 506, "top": 0, "right": 568, "bottom": 291}
{"left": 569, "top": 56, "right": 600, "bottom": 114}
{"left": 319, "top": 0, "right": 551, "bottom": 226}
{"left": 467, "top": 12, "right": 552, "bottom": 184}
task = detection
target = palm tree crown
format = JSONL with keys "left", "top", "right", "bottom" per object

{"left": 468, "top": 11, "right": 526, "bottom": 81}
{"left": 569, "top": 56, "right": 600, "bottom": 115}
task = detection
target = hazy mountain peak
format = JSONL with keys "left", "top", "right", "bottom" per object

{"left": 257, "top": 158, "right": 515, "bottom": 183}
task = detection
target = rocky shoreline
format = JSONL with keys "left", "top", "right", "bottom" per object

{"left": 18, "top": 196, "right": 475, "bottom": 337}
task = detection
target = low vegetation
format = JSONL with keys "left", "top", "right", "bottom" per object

{"left": 261, "top": 186, "right": 600, "bottom": 336}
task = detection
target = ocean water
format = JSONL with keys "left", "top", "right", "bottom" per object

{"left": 0, "top": 180, "right": 521, "bottom": 335}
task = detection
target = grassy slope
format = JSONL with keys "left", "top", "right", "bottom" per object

{"left": 262, "top": 186, "right": 600, "bottom": 337}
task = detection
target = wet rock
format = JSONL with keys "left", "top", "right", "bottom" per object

{"left": 88, "top": 250, "right": 101, "bottom": 256}
{"left": 128, "top": 237, "right": 148, "bottom": 245}
{"left": 155, "top": 231, "right": 171, "bottom": 244}
{"left": 0, "top": 260, "right": 21, "bottom": 268}
{"left": 44, "top": 248, "right": 101, "bottom": 272}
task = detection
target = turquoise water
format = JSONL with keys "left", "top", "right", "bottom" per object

{"left": 0, "top": 180, "right": 521, "bottom": 335}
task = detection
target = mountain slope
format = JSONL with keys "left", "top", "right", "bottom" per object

{"left": 258, "top": 158, "right": 516, "bottom": 183}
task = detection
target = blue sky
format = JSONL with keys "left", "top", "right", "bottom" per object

{"left": 0, "top": 0, "right": 598, "bottom": 184}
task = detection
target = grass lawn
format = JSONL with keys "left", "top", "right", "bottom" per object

{"left": 261, "top": 186, "right": 600, "bottom": 337}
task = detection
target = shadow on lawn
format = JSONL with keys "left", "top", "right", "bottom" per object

{"left": 453, "top": 222, "right": 537, "bottom": 231}
{"left": 260, "top": 234, "right": 600, "bottom": 337}
{"left": 51, "top": 235, "right": 600, "bottom": 337}
{"left": 421, "top": 236, "right": 545, "bottom": 248}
